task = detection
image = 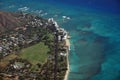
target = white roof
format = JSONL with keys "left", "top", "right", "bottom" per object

{"left": 60, "top": 53, "right": 67, "bottom": 56}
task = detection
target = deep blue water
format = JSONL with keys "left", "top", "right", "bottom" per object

{"left": 54, "top": 0, "right": 120, "bottom": 13}
{"left": 0, "top": 0, "right": 120, "bottom": 80}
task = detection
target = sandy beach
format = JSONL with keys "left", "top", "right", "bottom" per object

{"left": 64, "top": 38, "right": 70, "bottom": 80}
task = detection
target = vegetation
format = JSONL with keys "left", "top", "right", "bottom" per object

{"left": 0, "top": 12, "right": 68, "bottom": 80}
{"left": 0, "top": 54, "right": 17, "bottom": 68}
{"left": 19, "top": 42, "right": 50, "bottom": 64}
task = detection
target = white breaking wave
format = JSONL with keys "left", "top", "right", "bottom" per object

{"left": 18, "top": 6, "right": 29, "bottom": 11}
{"left": 8, "top": 5, "right": 15, "bottom": 8}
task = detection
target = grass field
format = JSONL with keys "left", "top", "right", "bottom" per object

{"left": 19, "top": 42, "right": 50, "bottom": 65}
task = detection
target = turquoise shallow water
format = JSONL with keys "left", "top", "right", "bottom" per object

{"left": 0, "top": 0, "right": 120, "bottom": 80}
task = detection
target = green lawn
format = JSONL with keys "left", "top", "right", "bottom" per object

{"left": 19, "top": 42, "right": 50, "bottom": 65}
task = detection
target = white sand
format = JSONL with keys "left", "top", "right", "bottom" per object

{"left": 64, "top": 39, "right": 70, "bottom": 80}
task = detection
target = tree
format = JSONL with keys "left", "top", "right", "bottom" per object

{"left": 0, "top": 52, "right": 3, "bottom": 60}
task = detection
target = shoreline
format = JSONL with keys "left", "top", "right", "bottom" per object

{"left": 64, "top": 37, "right": 70, "bottom": 80}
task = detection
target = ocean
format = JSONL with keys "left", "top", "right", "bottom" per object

{"left": 0, "top": 0, "right": 120, "bottom": 80}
